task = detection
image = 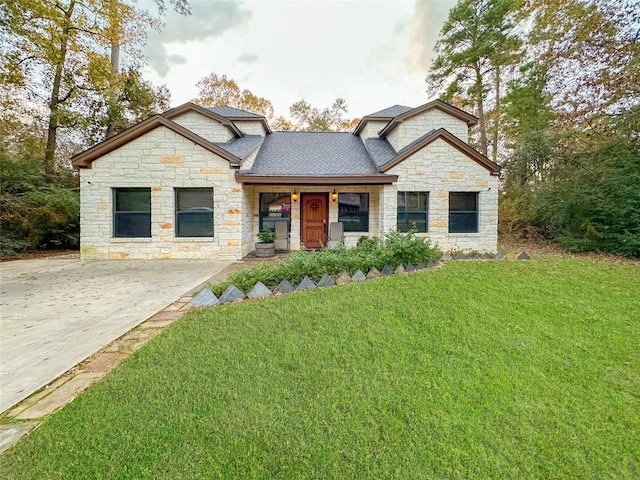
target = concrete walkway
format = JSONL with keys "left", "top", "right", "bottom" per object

{"left": 0, "top": 256, "right": 231, "bottom": 413}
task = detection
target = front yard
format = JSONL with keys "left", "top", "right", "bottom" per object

{"left": 1, "top": 258, "right": 639, "bottom": 479}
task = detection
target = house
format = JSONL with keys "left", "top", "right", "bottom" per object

{"left": 72, "top": 99, "right": 501, "bottom": 259}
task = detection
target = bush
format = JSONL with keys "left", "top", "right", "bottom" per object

{"left": 211, "top": 229, "right": 440, "bottom": 296}
{"left": 0, "top": 154, "right": 79, "bottom": 258}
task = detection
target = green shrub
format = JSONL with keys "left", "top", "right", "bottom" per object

{"left": 211, "top": 229, "right": 440, "bottom": 296}
{"left": 0, "top": 154, "right": 79, "bottom": 257}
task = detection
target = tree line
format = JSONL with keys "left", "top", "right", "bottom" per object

{"left": 1, "top": 0, "right": 638, "bottom": 258}
{"left": 426, "top": 0, "right": 639, "bottom": 258}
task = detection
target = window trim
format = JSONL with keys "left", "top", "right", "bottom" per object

{"left": 174, "top": 187, "right": 214, "bottom": 238}
{"left": 337, "top": 192, "right": 369, "bottom": 232}
{"left": 113, "top": 187, "right": 151, "bottom": 238}
{"left": 396, "top": 191, "right": 429, "bottom": 233}
{"left": 448, "top": 192, "right": 479, "bottom": 234}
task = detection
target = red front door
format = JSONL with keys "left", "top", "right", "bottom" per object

{"left": 301, "top": 193, "right": 328, "bottom": 249}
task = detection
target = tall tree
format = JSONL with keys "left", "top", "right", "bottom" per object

{"left": 289, "top": 98, "right": 355, "bottom": 132}
{"left": 426, "top": 0, "right": 522, "bottom": 159}
{"left": 194, "top": 73, "right": 275, "bottom": 119}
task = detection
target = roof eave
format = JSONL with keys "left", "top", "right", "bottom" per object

{"left": 379, "top": 128, "right": 501, "bottom": 175}
{"left": 163, "top": 102, "right": 244, "bottom": 137}
{"left": 379, "top": 99, "right": 478, "bottom": 138}
{"left": 72, "top": 116, "right": 241, "bottom": 168}
{"left": 353, "top": 115, "right": 394, "bottom": 136}
{"left": 234, "top": 174, "right": 398, "bottom": 185}
{"left": 223, "top": 116, "right": 272, "bottom": 134}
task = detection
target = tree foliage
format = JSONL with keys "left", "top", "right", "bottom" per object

{"left": 432, "top": 0, "right": 640, "bottom": 257}
{"left": 194, "top": 73, "right": 275, "bottom": 119}
{"left": 288, "top": 98, "right": 357, "bottom": 132}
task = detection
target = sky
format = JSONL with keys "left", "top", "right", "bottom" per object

{"left": 140, "top": 0, "right": 456, "bottom": 119}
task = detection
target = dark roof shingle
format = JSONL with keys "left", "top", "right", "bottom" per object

{"left": 364, "top": 104, "right": 413, "bottom": 118}
{"left": 248, "top": 132, "right": 380, "bottom": 175}
{"left": 215, "top": 135, "right": 263, "bottom": 159}
{"left": 207, "top": 105, "right": 262, "bottom": 118}
{"left": 364, "top": 138, "right": 397, "bottom": 167}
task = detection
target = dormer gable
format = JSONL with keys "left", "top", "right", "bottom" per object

{"left": 163, "top": 102, "right": 243, "bottom": 143}
{"left": 380, "top": 99, "right": 476, "bottom": 152}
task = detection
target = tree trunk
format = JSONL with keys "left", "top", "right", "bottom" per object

{"left": 104, "top": 40, "right": 120, "bottom": 140}
{"left": 474, "top": 63, "right": 489, "bottom": 157}
{"left": 492, "top": 65, "right": 501, "bottom": 163}
{"left": 44, "top": 0, "right": 76, "bottom": 174}
{"left": 105, "top": 0, "right": 121, "bottom": 140}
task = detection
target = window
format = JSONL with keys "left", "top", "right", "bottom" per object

{"left": 175, "top": 188, "right": 214, "bottom": 237}
{"left": 259, "top": 193, "right": 291, "bottom": 233}
{"left": 113, "top": 188, "right": 151, "bottom": 238}
{"left": 397, "top": 192, "right": 428, "bottom": 232}
{"left": 449, "top": 192, "right": 478, "bottom": 233}
{"left": 338, "top": 193, "right": 369, "bottom": 232}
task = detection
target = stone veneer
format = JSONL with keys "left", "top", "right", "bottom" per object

{"left": 387, "top": 109, "right": 469, "bottom": 152}
{"left": 383, "top": 138, "right": 498, "bottom": 252}
{"left": 79, "top": 126, "right": 243, "bottom": 259}
{"left": 79, "top": 103, "right": 498, "bottom": 259}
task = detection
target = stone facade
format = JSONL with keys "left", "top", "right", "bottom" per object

{"left": 387, "top": 109, "right": 469, "bottom": 151}
{"left": 384, "top": 139, "right": 498, "bottom": 252}
{"left": 80, "top": 127, "right": 242, "bottom": 259}
{"left": 77, "top": 101, "right": 499, "bottom": 260}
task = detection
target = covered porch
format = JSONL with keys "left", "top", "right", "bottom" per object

{"left": 237, "top": 177, "right": 398, "bottom": 255}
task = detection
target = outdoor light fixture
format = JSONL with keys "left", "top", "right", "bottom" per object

{"left": 291, "top": 191, "right": 299, "bottom": 202}
{"left": 331, "top": 189, "right": 338, "bottom": 202}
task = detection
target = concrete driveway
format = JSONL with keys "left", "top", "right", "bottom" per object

{"left": 0, "top": 256, "right": 231, "bottom": 413}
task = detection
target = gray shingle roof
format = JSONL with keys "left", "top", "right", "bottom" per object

{"left": 364, "top": 138, "right": 397, "bottom": 167}
{"left": 247, "top": 132, "right": 380, "bottom": 175}
{"left": 365, "top": 105, "right": 413, "bottom": 118}
{"left": 207, "top": 105, "right": 262, "bottom": 118}
{"left": 215, "top": 135, "right": 263, "bottom": 159}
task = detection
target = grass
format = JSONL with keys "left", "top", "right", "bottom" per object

{"left": 1, "top": 258, "right": 639, "bottom": 479}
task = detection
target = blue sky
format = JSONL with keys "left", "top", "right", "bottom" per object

{"left": 141, "top": 0, "right": 455, "bottom": 119}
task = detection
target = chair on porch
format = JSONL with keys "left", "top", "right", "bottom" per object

{"left": 327, "top": 222, "right": 344, "bottom": 249}
{"left": 274, "top": 220, "right": 290, "bottom": 251}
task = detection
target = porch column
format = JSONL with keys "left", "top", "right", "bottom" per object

{"left": 379, "top": 184, "right": 397, "bottom": 234}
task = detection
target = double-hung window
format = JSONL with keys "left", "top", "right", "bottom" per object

{"left": 113, "top": 188, "right": 151, "bottom": 238}
{"left": 338, "top": 193, "right": 369, "bottom": 232}
{"left": 397, "top": 191, "right": 428, "bottom": 232}
{"left": 175, "top": 188, "right": 214, "bottom": 237}
{"left": 449, "top": 192, "right": 479, "bottom": 233}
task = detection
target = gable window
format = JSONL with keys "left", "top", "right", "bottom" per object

{"left": 175, "top": 188, "right": 214, "bottom": 237}
{"left": 259, "top": 193, "right": 291, "bottom": 233}
{"left": 338, "top": 193, "right": 369, "bottom": 232}
{"left": 113, "top": 188, "right": 151, "bottom": 238}
{"left": 397, "top": 191, "right": 428, "bottom": 233}
{"left": 449, "top": 192, "right": 478, "bottom": 233}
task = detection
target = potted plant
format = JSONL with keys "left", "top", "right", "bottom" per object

{"left": 255, "top": 230, "right": 277, "bottom": 258}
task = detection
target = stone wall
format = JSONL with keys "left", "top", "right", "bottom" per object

{"left": 170, "top": 111, "right": 234, "bottom": 143}
{"left": 384, "top": 138, "right": 499, "bottom": 253}
{"left": 387, "top": 109, "right": 469, "bottom": 151}
{"left": 233, "top": 120, "right": 266, "bottom": 137}
{"left": 79, "top": 126, "right": 244, "bottom": 260}
{"left": 358, "top": 120, "right": 389, "bottom": 142}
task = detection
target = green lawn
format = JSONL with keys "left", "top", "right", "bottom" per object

{"left": 2, "top": 259, "right": 639, "bottom": 479}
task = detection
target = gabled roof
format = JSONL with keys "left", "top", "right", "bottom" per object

{"left": 353, "top": 105, "right": 413, "bottom": 136}
{"left": 72, "top": 115, "right": 241, "bottom": 168}
{"left": 208, "top": 105, "right": 272, "bottom": 134}
{"left": 215, "top": 135, "right": 263, "bottom": 160}
{"left": 235, "top": 132, "right": 397, "bottom": 185}
{"left": 163, "top": 102, "right": 243, "bottom": 137}
{"left": 379, "top": 128, "right": 501, "bottom": 175}
{"left": 364, "top": 137, "right": 398, "bottom": 167}
{"left": 208, "top": 105, "right": 262, "bottom": 118}
{"left": 378, "top": 99, "right": 477, "bottom": 138}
